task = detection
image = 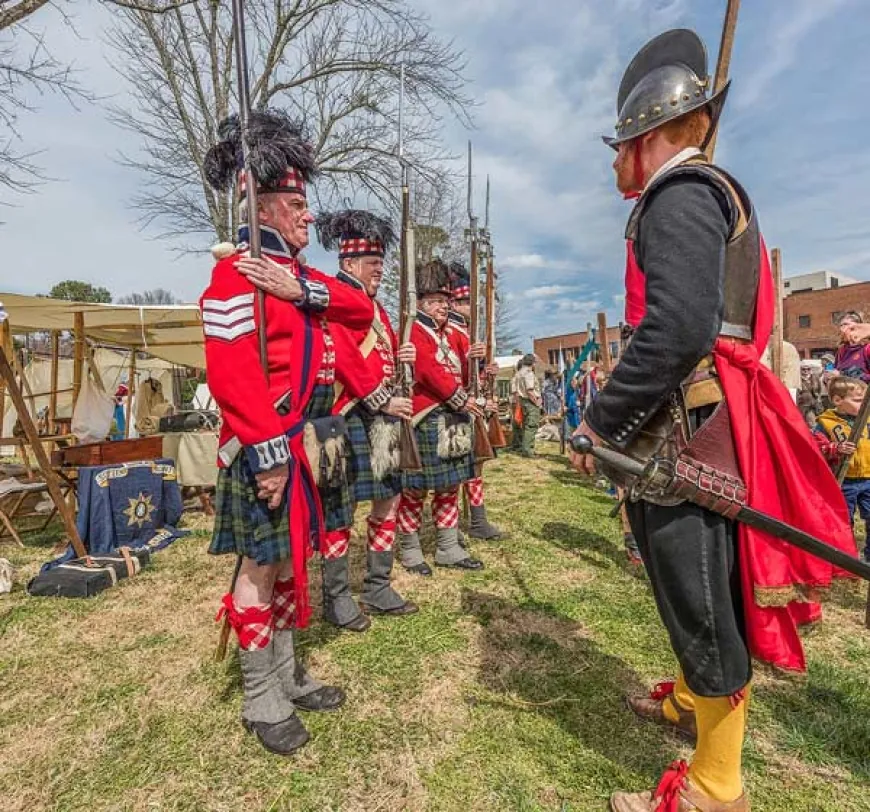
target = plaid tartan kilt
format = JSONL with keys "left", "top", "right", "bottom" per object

{"left": 401, "top": 407, "right": 474, "bottom": 492}
{"left": 209, "top": 384, "right": 352, "bottom": 561}
{"left": 210, "top": 452, "right": 291, "bottom": 564}
{"left": 307, "top": 384, "right": 354, "bottom": 532}
{"left": 347, "top": 407, "right": 402, "bottom": 504}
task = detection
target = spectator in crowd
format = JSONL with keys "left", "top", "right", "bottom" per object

{"left": 813, "top": 376, "right": 870, "bottom": 561}
{"left": 510, "top": 359, "right": 523, "bottom": 452}
{"left": 542, "top": 369, "right": 562, "bottom": 416}
{"left": 514, "top": 354, "right": 542, "bottom": 457}
{"left": 835, "top": 312, "right": 870, "bottom": 383}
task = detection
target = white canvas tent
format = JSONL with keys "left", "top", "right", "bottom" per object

{"left": 0, "top": 293, "right": 205, "bottom": 453}
{"left": 0, "top": 293, "right": 204, "bottom": 368}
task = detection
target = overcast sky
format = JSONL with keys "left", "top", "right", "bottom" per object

{"left": 2, "top": 0, "right": 869, "bottom": 349}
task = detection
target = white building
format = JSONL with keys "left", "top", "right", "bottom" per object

{"left": 783, "top": 270, "right": 859, "bottom": 296}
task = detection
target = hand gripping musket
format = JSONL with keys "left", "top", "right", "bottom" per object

{"left": 571, "top": 435, "right": 870, "bottom": 582}
{"left": 216, "top": 0, "right": 270, "bottom": 662}
{"left": 395, "top": 66, "right": 423, "bottom": 472}
{"left": 466, "top": 143, "right": 495, "bottom": 462}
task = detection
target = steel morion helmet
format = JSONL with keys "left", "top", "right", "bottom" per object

{"left": 603, "top": 29, "right": 730, "bottom": 151}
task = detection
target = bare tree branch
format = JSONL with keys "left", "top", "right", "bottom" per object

{"left": 100, "top": 0, "right": 200, "bottom": 12}
{"left": 104, "top": 0, "right": 474, "bottom": 248}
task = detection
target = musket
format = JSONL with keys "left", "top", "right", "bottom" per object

{"left": 836, "top": 384, "right": 870, "bottom": 484}
{"left": 466, "top": 142, "right": 495, "bottom": 462}
{"left": 396, "top": 65, "right": 422, "bottom": 472}
{"left": 571, "top": 435, "right": 870, "bottom": 581}
{"left": 217, "top": 0, "right": 268, "bottom": 662}
{"left": 482, "top": 175, "right": 506, "bottom": 449}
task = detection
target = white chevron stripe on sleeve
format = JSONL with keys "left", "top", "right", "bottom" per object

{"left": 201, "top": 293, "right": 255, "bottom": 312}
{"left": 202, "top": 305, "right": 255, "bottom": 326}
{"left": 203, "top": 319, "right": 256, "bottom": 341}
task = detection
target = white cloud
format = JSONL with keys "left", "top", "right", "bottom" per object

{"left": 524, "top": 285, "right": 582, "bottom": 299}
{"left": 2, "top": 0, "right": 869, "bottom": 355}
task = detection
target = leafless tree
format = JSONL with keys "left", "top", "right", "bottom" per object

{"left": 104, "top": 0, "right": 472, "bottom": 248}
{"left": 0, "top": 0, "right": 198, "bottom": 199}
{"left": 116, "top": 287, "right": 180, "bottom": 304}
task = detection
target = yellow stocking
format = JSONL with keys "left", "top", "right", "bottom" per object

{"left": 687, "top": 684, "right": 751, "bottom": 803}
{"left": 662, "top": 670, "right": 695, "bottom": 723}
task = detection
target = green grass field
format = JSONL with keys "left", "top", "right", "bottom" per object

{"left": 2, "top": 446, "right": 869, "bottom": 811}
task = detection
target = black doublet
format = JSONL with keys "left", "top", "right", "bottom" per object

{"left": 587, "top": 166, "right": 753, "bottom": 697}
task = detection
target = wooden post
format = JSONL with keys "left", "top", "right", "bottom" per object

{"left": 770, "top": 247, "right": 784, "bottom": 382}
{"left": 0, "top": 346, "right": 87, "bottom": 558}
{"left": 124, "top": 350, "right": 137, "bottom": 439}
{"left": 49, "top": 331, "right": 59, "bottom": 434}
{"left": 72, "top": 311, "right": 85, "bottom": 409}
{"left": 597, "top": 312, "right": 612, "bottom": 373}
{"left": 0, "top": 317, "right": 10, "bottom": 438}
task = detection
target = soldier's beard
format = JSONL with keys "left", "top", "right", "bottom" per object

{"left": 613, "top": 142, "right": 643, "bottom": 196}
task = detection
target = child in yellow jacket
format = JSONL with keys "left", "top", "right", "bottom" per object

{"left": 814, "top": 376, "right": 870, "bottom": 560}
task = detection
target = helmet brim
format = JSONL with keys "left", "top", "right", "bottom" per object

{"left": 601, "top": 80, "right": 730, "bottom": 152}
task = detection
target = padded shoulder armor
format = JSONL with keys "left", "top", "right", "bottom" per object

{"left": 625, "top": 161, "right": 760, "bottom": 339}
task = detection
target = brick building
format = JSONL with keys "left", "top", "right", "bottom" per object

{"left": 533, "top": 326, "right": 623, "bottom": 370}
{"left": 784, "top": 281, "right": 870, "bottom": 358}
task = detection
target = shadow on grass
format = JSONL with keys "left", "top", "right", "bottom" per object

{"left": 757, "top": 661, "right": 870, "bottom": 778}
{"left": 538, "top": 520, "right": 647, "bottom": 581}
{"left": 460, "top": 586, "right": 672, "bottom": 780}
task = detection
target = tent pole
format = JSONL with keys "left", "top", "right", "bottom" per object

{"left": 125, "top": 350, "right": 137, "bottom": 439}
{"left": 72, "top": 312, "right": 85, "bottom": 410}
{"left": 0, "top": 318, "right": 9, "bottom": 437}
{"left": 49, "top": 331, "right": 59, "bottom": 433}
{"left": 0, "top": 346, "right": 87, "bottom": 558}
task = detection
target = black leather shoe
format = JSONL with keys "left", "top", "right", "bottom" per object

{"left": 242, "top": 714, "right": 310, "bottom": 755}
{"left": 338, "top": 613, "right": 372, "bottom": 633}
{"left": 294, "top": 685, "right": 346, "bottom": 712}
{"left": 362, "top": 599, "right": 420, "bottom": 617}
{"left": 436, "top": 557, "right": 484, "bottom": 571}
{"left": 405, "top": 562, "right": 433, "bottom": 577}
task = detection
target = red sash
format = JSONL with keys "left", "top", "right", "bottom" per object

{"left": 626, "top": 237, "right": 857, "bottom": 672}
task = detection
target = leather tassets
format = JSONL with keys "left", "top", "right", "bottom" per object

{"left": 671, "top": 400, "right": 747, "bottom": 519}
{"left": 611, "top": 358, "right": 748, "bottom": 513}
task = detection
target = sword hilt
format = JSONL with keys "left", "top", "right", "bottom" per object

{"left": 570, "top": 435, "right": 647, "bottom": 478}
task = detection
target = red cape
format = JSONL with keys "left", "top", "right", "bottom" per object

{"left": 712, "top": 238, "right": 856, "bottom": 673}
{"left": 625, "top": 236, "right": 857, "bottom": 673}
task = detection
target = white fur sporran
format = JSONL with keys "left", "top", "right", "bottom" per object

{"left": 436, "top": 414, "right": 472, "bottom": 460}
{"left": 369, "top": 416, "right": 401, "bottom": 481}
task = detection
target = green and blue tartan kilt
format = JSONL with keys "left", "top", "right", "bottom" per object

{"left": 346, "top": 407, "right": 402, "bottom": 504}
{"left": 209, "top": 384, "right": 352, "bottom": 561}
{"left": 210, "top": 451, "right": 291, "bottom": 564}
{"left": 306, "top": 384, "right": 354, "bottom": 532}
{"left": 401, "top": 407, "right": 474, "bottom": 492}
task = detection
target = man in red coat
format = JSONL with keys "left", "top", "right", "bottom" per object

{"left": 446, "top": 262, "right": 503, "bottom": 541}
{"left": 572, "top": 30, "right": 856, "bottom": 811}
{"left": 396, "top": 259, "right": 484, "bottom": 574}
{"left": 310, "top": 209, "right": 420, "bottom": 631}
{"left": 201, "top": 110, "right": 375, "bottom": 756}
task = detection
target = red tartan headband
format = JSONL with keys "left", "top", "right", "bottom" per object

{"left": 339, "top": 238, "right": 385, "bottom": 259}
{"left": 238, "top": 167, "right": 306, "bottom": 200}
{"left": 450, "top": 285, "right": 470, "bottom": 300}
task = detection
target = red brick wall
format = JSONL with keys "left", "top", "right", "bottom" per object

{"left": 534, "top": 327, "right": 623, "bottom": 369}
{"left": 783, "top": 281, "right": 870, "bottom": 358}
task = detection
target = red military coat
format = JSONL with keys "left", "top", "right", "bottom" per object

{"left": 409, "top": 311, "right": 468, "bottom": 420}
{"left": 330, "top": 270, "right": 396, "bottom": 416}
{"left": 200, "top": 226, "right": 375, "bottom": 626}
